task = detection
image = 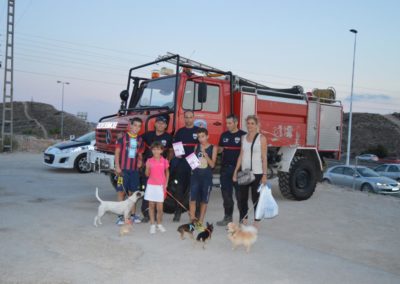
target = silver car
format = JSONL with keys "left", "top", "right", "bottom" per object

{"left": 374, "top": 164, "right": 400, "bottom": 182}
{"left": 323, "top": 165, "right": 400, "bottom": 194}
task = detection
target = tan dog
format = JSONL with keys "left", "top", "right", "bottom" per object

{"left": 226, "top": 222, "right": 258, "bottom": 253}
{"left": 119, "top": 221, "right": 133, "bottom": 237}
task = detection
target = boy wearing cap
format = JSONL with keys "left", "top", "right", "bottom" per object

{"left": 140, "top": 115, "right": 173, "bottom": 222}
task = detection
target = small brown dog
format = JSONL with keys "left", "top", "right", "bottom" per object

{"left": 177, "top": 220, "right": 203, "bottom": 240}
{"left": 119, "top": 220, "right": 133, "bottom": 237}
{"left": 226, "top": 222, "right": 258, "bottom": 253}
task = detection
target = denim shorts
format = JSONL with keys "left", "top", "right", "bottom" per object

{"left": 116, "top": 170, "right": 140, "bottom": 193}
{"left": 190, "top": 174, "right": 212, "bottom": 204}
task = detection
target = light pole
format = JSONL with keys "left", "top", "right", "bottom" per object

{"left": 346, "top": 29, "right": 358, "bottom": 166}
{"left": 57, "top": 81, "right": 70, "bottom": 140}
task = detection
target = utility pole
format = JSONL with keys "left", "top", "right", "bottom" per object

{"left": 346, "top": 29, "right": 358, "bottom": 165}
{"left": 57, "top": 81, "right": 70, "bottom": 140}
{"left": 1, "top": 0, "right": 15, "bottom": 152}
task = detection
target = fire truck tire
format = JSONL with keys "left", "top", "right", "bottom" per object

{"left": 278, "top": 156, "right": 317, "bottom": 200}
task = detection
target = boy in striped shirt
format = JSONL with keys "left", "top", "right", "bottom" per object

{"left": 115, "top": 117, "right": 145, "bottom": 225}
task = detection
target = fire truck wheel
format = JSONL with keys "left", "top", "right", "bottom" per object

{"left": 278, "top": 156, "right": 317, "bottom": 200}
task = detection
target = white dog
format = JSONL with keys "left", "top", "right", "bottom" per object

{"left": 94, "top": 187, "right": 143, "bottom": 227}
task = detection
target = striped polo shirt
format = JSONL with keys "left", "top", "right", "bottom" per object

{"left": 116, "top": 132, "right": 144, "bottom": 171}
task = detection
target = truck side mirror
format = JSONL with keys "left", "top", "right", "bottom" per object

{"left": 197, "top": 83, "right": 207, "bottom": 103}
{"left": 120, "top": 90, "right": 129, "bottom": 102}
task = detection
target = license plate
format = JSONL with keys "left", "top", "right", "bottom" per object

{"left": 44, "top": 155, "right": 50, "bottom": 161}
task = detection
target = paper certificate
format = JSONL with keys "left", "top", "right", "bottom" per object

{"left": 173, "top": 142, "right": 185, "bottom": 157}
{"left": 186, "top": 153, "right": 200, "bottom": 170}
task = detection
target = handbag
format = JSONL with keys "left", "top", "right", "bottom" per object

{"left": 237, "top": 133, "right": 259, "bottom": 186}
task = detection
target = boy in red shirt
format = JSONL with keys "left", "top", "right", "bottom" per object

{"left": 115, "top": 117, "right": 145, "bottom": 225}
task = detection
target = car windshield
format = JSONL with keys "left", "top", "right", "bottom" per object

{"left": 74, "top": 132, "right": 95, "bottom": 142}
{"left": 357, "top": 167, "right": 380, "bottom": 177}
{"left": 136, "top": 77, "right": 175, "bottom": 109}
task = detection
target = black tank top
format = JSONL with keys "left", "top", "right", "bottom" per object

{"left": 193, "top": 144, "right": 214, "bottom": 176}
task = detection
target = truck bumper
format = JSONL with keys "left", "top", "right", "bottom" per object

{"left": 87, "top": 150, "right": 115, "bottom": 173}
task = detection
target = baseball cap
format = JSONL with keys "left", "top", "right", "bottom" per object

{"left": 155, "top": 116, "right": 168, "bottom": 123}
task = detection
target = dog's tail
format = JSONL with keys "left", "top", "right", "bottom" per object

{"left": 95, "top": 187, "right": 103, "bottom": 203}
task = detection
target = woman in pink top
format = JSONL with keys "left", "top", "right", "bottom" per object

{"left": 145, "top": 141, "right": 170, "bottom": 234}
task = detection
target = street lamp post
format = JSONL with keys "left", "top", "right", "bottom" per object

{"left": 57, "top": 81, "right": 70, "bottom": 140}
{"left": 346, "top": 29, "right": 358, "bottom": 166}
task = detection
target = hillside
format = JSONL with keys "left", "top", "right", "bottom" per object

{"left": 0, "top": 101, "right": 94, "bottom": 139}
{"left": 342, "top": 113, "right": 400, "bottom": 157}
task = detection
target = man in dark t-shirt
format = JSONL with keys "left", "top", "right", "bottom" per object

{"left": 216, "top": 114, "right": 246, "bottom": 226}
{"left": 142, "top": 115, "right": 173, "bottom": 160}
{"left": 140, "top": 115, "right": 172, "bottom": 222}
{"left": 171, "top": 110, "right": 199, "bottom": 222}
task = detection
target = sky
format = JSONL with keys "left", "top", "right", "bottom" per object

{"left": 1, "top": 0, "right": 399, "bottom": 122}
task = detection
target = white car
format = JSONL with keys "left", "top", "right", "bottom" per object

{"left": 357, "top": 154, "right": 379, "bottom": 161}
{"left": 43, "top": 131, "right": 95, "bottom": 173}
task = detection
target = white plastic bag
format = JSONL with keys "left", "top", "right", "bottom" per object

{"left": 255, "top": 183, "right": 279, "bottom": 219}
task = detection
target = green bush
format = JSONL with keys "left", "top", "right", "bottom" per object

{"left": 22, "top": 129, "right": 33, "bottom": 135}
{"left": 0, "top": 136, "right": 18, "bottom": 152}
{"left": 49, "top": 128, "right": 60, "bottom": 135}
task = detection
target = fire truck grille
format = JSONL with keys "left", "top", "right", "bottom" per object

{"left": 96, "top": 126, "right": 126, "bottom": 153}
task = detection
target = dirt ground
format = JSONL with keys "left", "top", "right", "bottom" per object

{"left": 1, "top": 153, "right": 400, "bottom": 284}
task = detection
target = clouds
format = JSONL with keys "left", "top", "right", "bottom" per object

{"left": 344, "top": 93, "right": 393, "bottom": 102}
{"left": 341, "top": 93, "right": 399, "bottom": 114}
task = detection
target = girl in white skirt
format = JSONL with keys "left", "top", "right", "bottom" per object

{"left": 145, "top": 141, "right": 169, "bottom": 234}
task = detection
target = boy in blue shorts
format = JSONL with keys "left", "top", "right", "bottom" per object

{"left": 114, "top": 117, "right": 145, "bottom": 225}
{"left": 189, "top": 128, "right": 218, "bottom": 224}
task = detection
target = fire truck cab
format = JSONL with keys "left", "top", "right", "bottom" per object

{"left": 88, "top": 53, "right": 343, "bottom": 201}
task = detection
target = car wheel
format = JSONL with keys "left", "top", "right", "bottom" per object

{"left": 361, "top": 183, "right": 374, "bottom": 193}
{"left": 322, "top": 178, "right": 331, "bottom": 184}
{"left": 74, "top": 154, "right": 91, "bottom": 173}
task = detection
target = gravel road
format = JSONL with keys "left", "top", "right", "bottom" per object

{"left": 1, "top": 153, "right": 400, "bottom": 284}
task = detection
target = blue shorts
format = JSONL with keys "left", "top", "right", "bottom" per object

{"left": 190, "top": 174, "right": 212, "bottom": 204}
{"left": 116, "top": 170, "right": 140, "bottom": 193}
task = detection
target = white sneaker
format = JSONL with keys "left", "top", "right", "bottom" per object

{"left": 150, "top": 224, "right": 156, "bottom": 234}
{"left": 157, "top": 224, "right": 166, "bottom": 233}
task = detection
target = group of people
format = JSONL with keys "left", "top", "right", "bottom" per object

{"left": 114, "top": 110, "right": 268, "bottom": 234}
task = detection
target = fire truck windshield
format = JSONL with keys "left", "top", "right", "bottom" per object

{"left": 136, "top": 77, "right": 175, "bottom": 109}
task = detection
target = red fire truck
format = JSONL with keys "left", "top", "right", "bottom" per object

{"left": 88, "top": 53, "right": 342, "bottom": 201}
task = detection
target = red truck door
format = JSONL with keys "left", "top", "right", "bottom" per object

{"left": 180, "top": 80, "right": 224, "bottom": 145}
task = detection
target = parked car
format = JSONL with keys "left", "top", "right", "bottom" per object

{"left": 43, "top": 131, "right": 95, "bottom": 173}
{"left": 357, "top": 154, "right": 379, "bottom": 161}
{"left": 374, "top": 164, "right": 400, "bottom": 182}
{"left": 323, "top": 165, "right": 400, "bottom": 194}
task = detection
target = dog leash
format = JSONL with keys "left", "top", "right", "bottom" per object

{"left": 166, "top": 190, "right": 189, "bottom": 212}
{"left": 239, "top": 198, "right": 260, "bottom": 224}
